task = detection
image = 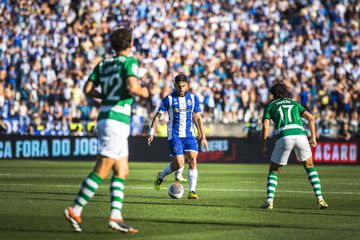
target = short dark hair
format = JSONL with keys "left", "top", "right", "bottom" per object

{"left": 110, "top": 28, "right": 132, "bottom": 52}
{"left": 175, "top": 74, "right": 188, "bottom": 84}
{"left": 270, "top": 82, "right": 292, "bottom": 99}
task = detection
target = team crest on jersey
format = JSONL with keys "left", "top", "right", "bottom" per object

{"left": 187, "top": 99, "right": 192, "bottom": 107}
{"left": 174, "top": 108, "right": 179, "bottom": 113}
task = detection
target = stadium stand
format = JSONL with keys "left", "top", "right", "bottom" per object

{"left": 0, "top": 0, "right": 358, "bottom": 138}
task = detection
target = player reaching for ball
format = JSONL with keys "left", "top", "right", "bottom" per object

{"left": 260, "top": 82, "right": 328, "bottom": 210}
{"left": 148, "top": 73, "right": 208, "bottom": 199}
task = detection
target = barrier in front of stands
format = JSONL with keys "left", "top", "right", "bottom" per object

{"left": 0, "top": 135, "right": 358, "bottom": 164}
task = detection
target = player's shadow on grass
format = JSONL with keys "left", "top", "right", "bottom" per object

{"left": 128, "top": 194, "right": 173, "bottom": 199}
{"left": 0, "top": 189, "right": 108, "bottom": 197}
{"left": 126, "top": 201, "right": 360, "bottom": 218}
{"left": 127, "top": 218, "right": 360, "bottom": 232}
{"left": 0, "top": 227, "right": 114, "bottom": 235}
{"left": 126, "top": 200, "right": 258, "bottom": 210}
{"left": 25, "top": 197, "right": 112, "bottom": 204}
{"left": 272, "top": 209, "right": 360, "bottom": 218}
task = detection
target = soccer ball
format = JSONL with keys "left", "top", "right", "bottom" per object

{"left": 168, "top": 182, "right": 184, "bottom": 199}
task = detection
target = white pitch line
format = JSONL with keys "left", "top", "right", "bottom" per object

{"left": 0, "top": 183, "right": 359, "bottom": 195}
{"left": 1, "top": 175, "right": 360, "bottom": 186}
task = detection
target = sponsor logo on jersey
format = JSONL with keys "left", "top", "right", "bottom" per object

{"left": 174, "top": 108, "right": 191, "bottom": 113}
{"left": 187, "top": 99, "right": 192, "bottom": 107}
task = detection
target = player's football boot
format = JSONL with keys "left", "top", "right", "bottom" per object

{"left": 175, "top": 175, "right": 188, "bottom": 182}
{"left": 64, "top": 207, "right": 82, "bottom": 232}
{"left": 318, "top": 199, "right": 328, "bottom": 209}
{"left": 187, "top": 191, "right": 198, "bottom": 199}
{"left": 109, "top": 219, "right": 139, "bottom": 234}
{"left": 259, "top": 201, "right": 273, "bottom": 210}
{"left": 154, "top": 172, "right": 163, "bottom": 191}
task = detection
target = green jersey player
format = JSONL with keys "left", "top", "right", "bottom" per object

{"left": 260, "top": 82, "right": 328, "bottom": 210}
{"left": 64, "top": 28, "right": 149, "bottom": 233}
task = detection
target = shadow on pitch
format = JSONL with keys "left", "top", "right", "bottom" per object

{"left": 0, "top": 227, "right": 113, "bottom": 235}
{"left": 126, "top": 218, "right": 360, "bottom": 232}
{"left": 0, "top": 189, "right": 108, "bottom": 197}
{"left": 126, "top": 200, "right": 255, "bottom": 210}
{"left": 271, "top": 209, "right": 360, "bottom": 218}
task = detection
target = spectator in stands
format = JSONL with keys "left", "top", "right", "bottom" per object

{"left": 0, "top": 0, "right": 358, "bottom": 138}
{"left": 338, "top": 121, "right": 352, "bottom": 141}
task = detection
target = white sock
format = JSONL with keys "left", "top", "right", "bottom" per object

{"left": 160, "top": 163, "right": 174, "bottom": 179}
{"left": 175, "top": 165, "right": 184, "bottom": 178}
{"left": 110, "top": 209, "right": 123, "bottom": 220}
{"left": 71, "top": 204, "right": 83, "bottom": 216}
{"left": 188, "top": 169, "right": 198, "bottom": 192}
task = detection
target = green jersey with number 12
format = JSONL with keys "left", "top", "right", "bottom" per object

{"left": 263, "top": 98, "right": 307, "bottom": 139}
{"left": 88, "top": 55, "right": 139, "bottom": 125}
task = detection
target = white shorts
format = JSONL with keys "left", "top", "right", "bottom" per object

{"left": 271, "top": 135, "right": 312, "bottom": 165}
{"left": 97, "top": 119, "right": 130, "bottom": 160}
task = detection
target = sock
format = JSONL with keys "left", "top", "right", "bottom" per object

{"left": 266, "top": 172, "right": 278, "bottom": 203}
{"left": 175, "top": 165, "right": 184, "bottom": 179}
{"left": 306, "top": 167, "right": 323, "bottom": 200}
{"left": 188, "top": 169, "right": 198, "bottom": 192}
{"left": 160, "top": 163, "right": 174, "bottom": 179}
{"left": 110, "top": 176, "right": 125, "bottom": 220}
{"left": 72, "top": 172, "right": 103, "bottom": 216}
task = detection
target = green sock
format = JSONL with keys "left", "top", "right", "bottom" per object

{"left": 110, "top": 176, "right": 126, "bottom": 220}
{"left": 306, "top": 167, "right": 323, "bottom": 199}
{"left": 266, "top": 172, "right": 278, "bottom": 203}
{"left": 72, "top": 172, "right": 103, "bottom": 216}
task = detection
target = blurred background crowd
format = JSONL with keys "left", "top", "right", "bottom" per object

{"left": 0, "top": 0, "right": 358, "bottom": 139}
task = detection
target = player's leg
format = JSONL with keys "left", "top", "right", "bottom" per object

{"left": 108, "top": 156, "right": 139, "bottom": 233}
{"left": 302, "top": 158, "right": 328, "bottom": 209}
{"left": 155, "top": 154, "right": 185, "bottom": 190}
{"left": 260, "top": 137, "right": 294, "bottom": 209}
{"left": 175, "top": 155, "right": 187, "bottom": 182}
{"left": 185, "top": 151, "right": 199, "bottom": 199}
{"left": 295, "top": 136, "right": 328, "bottom": 209}
{"left": 184, "top": 137, "right": 199, "bottom": 199}
{"left": 154, "top": 138, "right": 185, "bottom": 190}
{"left": 64, "top": 155, "right": 113, "bottom": 232}
{"left": 260, "top": 162, "right": 282, "bottom": 209}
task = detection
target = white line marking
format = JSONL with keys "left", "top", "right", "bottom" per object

{"left": 0, "top": 183, "right": 359, "bottom": 195}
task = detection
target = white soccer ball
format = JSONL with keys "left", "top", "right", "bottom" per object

{"left": 168, "top": 182, "right": 184, "bottom": 199}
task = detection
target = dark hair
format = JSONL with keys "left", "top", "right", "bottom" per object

{"left": 175, "top": 74, "right": 188, "bottom": 84}
{"left": 110, "top": 28, "right": 132, "bottom": 52}
{"left": 270, "top": 82, "right": 292, "bottom": 99}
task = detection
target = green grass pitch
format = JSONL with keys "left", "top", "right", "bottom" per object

{"left": 0, "top": 160, "right": 359, "bottom": 240}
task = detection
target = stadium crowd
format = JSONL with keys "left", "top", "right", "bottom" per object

{"left": 0, "top": 0, "right": 358, "bottom": 139}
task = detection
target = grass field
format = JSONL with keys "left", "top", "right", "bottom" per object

{"left": 0, "top": 160, "right": 359, "bottom": 240}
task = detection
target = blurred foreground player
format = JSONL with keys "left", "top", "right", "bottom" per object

{"left": 64, "top": 28, "right": 149, "bottom": 233}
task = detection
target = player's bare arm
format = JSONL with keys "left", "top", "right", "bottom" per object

{"left": 261, "top": 118, "right": 270, "bottom": 156}
{"left": 192, "top": 114, "right": 202, "bottom": 139}
{"left": 147, "top": 112, "right": 162, "bottom": 146}
{"left": 127, "top": 76, "right": 149, "bottom": 98}
{"left": 302, "top": 111, "right": 317, "bottom": 147}
{"left": 83, "top": 80, "right": 103, "bottom": 100}
{"left": 193, "top": 112, "right": 208, "bottom": 151}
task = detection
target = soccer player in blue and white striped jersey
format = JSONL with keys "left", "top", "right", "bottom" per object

{"left": 148, "top": 74, "right": 208, "bottom": 199}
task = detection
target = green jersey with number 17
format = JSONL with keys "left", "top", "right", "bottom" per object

{"left": 88, "top": 55, "right": 139, "bottom": 125}
{"left": 263, "top": 98, "right": 307, "bottom": 139}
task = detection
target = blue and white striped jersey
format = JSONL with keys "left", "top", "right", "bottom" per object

{"left": 157, "top": 91, "right": 201, "bottom": 140}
